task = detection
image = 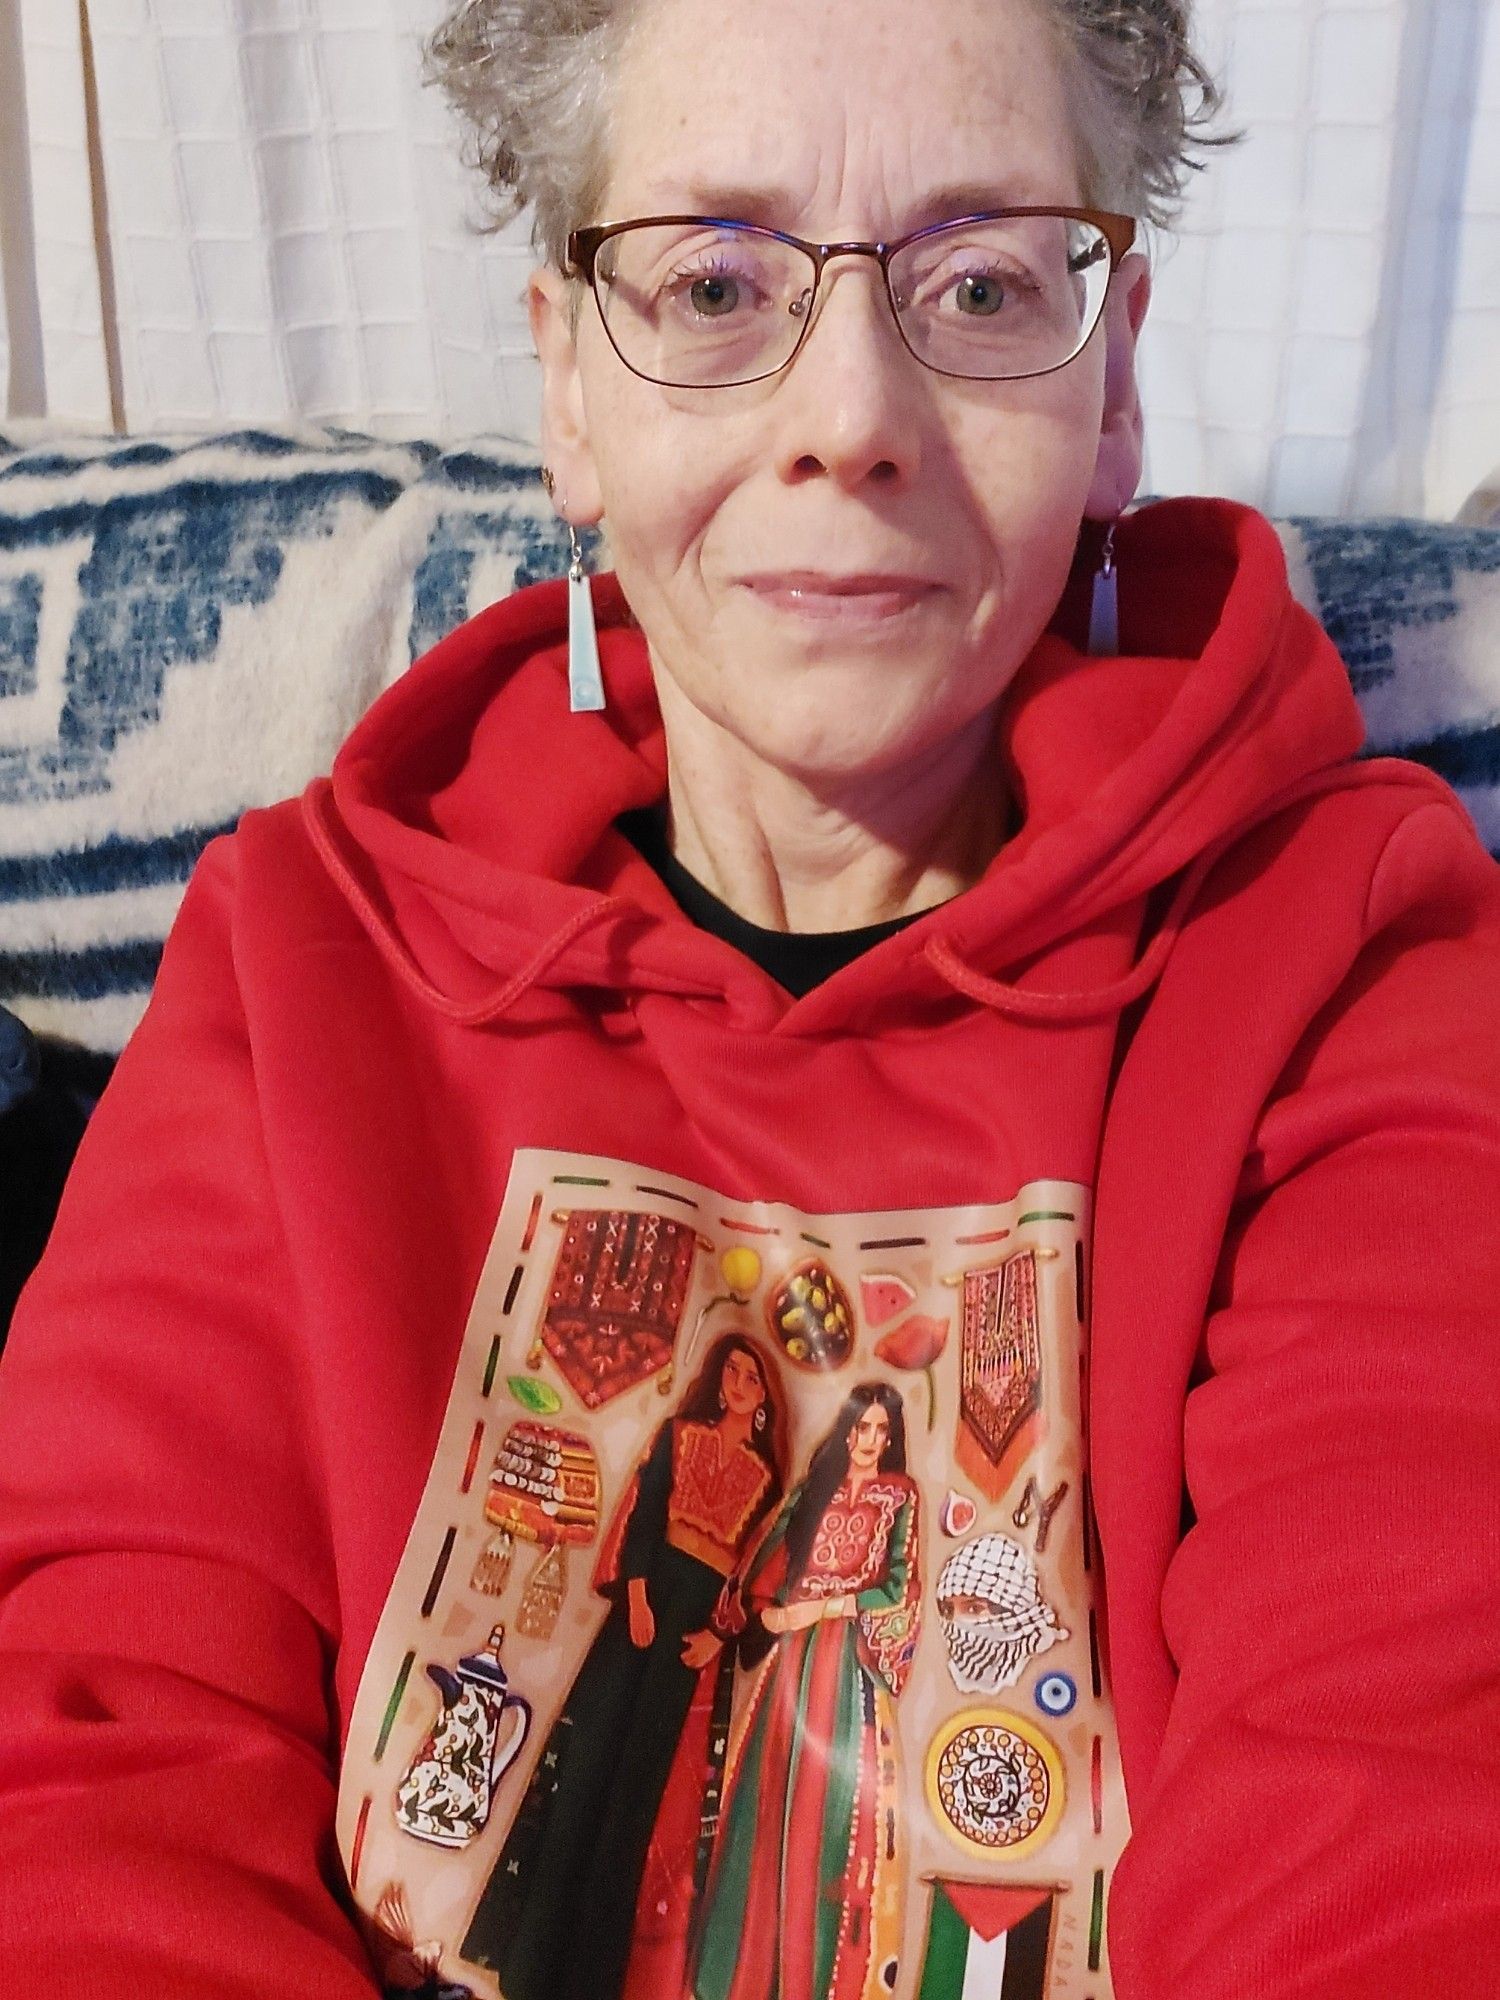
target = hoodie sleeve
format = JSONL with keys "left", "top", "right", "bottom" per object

{"left": 0, "top": 837, "right": 378, "bottom": 1996}
{"left": 1113, "top": 800, "right": 1500, "bottom": 1996}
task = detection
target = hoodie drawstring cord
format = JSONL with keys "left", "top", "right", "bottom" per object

{"left": 456, "top": 896, "right": 639, "bottom": 1027}
{"left": 923, "top": 841, "right": 1222, "bottom": 1023}
{"left": 302, "top": 781, "right": 635, "bottom": 1027}
{"left": 307, "top": 756, "right": 1460, "bottom": 1031}
{"left": 923, "top": 758, "right": 1462, "bottom": 1024}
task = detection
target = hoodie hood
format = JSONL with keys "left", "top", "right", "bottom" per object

{"left": 303, "top": 498, "right": 1368, "bottom": 1036}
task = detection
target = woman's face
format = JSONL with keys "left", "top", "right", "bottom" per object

{"left": 848, "top": 1402, "right": 891, "bottom": 1471}
{"left": 720, "top": 1343, "right": 769, "bottom": 1418}
{"left": 532, "top": 0, "right": 1150, "bottom": 787}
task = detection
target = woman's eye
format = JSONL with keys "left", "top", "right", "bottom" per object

{"left": 952, "top": 272, "right": 1032, "bottom": 318}
{"left": 953, "top": 271, "right": 1007, "bottom": 316}
{"left": 914, "top": 261, "right": 1038, "bottom": 318}
{"left": 667, "top": 262, "right": 760, "bottom": 318}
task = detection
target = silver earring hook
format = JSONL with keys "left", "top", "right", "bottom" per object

{"left": 545, "top": 467, "right": 586, "bottom": 579}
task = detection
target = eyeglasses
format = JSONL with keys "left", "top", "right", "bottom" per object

{"left": 564, "top": 208, "right": 1137, "bottom": 390}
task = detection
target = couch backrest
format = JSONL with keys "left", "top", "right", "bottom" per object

{"left": 1, "top": 425, "right": 1496, "bottom": 1052}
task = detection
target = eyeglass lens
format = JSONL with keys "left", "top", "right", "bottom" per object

{"left": 591, "top": 215, "right": 1114, "bottom": 387}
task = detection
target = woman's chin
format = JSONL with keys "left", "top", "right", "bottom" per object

{"left": 720, "top": 671, "right": 972, "bottom": 787}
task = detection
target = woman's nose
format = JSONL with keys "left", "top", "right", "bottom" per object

{"left": 773, "top": 257, "right": 925, "bottom": 488}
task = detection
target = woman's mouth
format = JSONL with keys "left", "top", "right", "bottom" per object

{"left": 738, "top": 572, "right": 941, "bottom": 626}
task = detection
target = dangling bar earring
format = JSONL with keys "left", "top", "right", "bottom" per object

{"left": 541, "top": 464, "right": 606, "bottom": 712}
{"left": 1088, "top": 519, "right": 1120, "bottom": 657}
{"left": 566, "top": 521, "right": 606, "bottom": 713}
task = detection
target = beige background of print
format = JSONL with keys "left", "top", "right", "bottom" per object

{"left": 336, "top": 1148, "right": 1130, "bottom": 1998}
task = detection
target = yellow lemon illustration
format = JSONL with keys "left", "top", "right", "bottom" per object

{"left": 721, "top": 1246, "right": 762, "bottom": 1296}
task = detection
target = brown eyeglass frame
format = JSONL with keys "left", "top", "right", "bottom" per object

{"left": 563, "top": 207, "right": 1139, "bottom": 387}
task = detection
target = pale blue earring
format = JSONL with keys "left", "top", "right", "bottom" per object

{"left": 1088, "top": 519, "right": 1119, "bottom": 657}
{"left": 566, "top": 520, "right": 606, "bottom": 713}
{"left": 541, "top": 465, "right": 606, "bottom": 713}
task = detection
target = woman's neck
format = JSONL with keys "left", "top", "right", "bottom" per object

{"left": 654, "top": 673, "right": 1011, "bottom": 934}
{"left": 716, "top": 1412, "right": 753, "bottom": 1452}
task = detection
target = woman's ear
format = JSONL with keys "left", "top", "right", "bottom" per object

{"left": 1085, "top": 250, "right": 1152, "bottom": 521}
{"left": 528, "top": 264, "right": 605, "bottom": 525}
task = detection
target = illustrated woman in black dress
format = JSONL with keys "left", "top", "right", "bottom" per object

{"left": 461, "top": 1331, "right": 785, "bottom": 2000}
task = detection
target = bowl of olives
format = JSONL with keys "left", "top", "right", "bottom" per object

{"left": 766, "top": 1258, "right": 855, "bottom": 1370}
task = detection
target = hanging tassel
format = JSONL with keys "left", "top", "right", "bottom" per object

{"left": 469, "top": 1531, "right": 515, "bottom": 1598}
{"left": 1088, "top": 520, "right": 1119, "bottom": 657}
{"left": 517, "top": 1544, "right": 568, "bottom": 1640}
{"left": 567, "top": 525, "right": 606, "bottom": 713}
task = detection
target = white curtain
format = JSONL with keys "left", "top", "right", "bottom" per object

{"left": 1, "top": 0, "right": 117, "bottom": 422}
{"left": 1141, "top": 0, "right": 1500, "bottom": 518}
{"left": 3, "top": 0, "right": 1498, "bottom": 519}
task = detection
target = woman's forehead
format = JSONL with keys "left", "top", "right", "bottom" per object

{"left": 608, "top": 0, "right": 1081, "bottom": 222}
{"left": 617, "top": 173, "right": 1067, "bottom": 237}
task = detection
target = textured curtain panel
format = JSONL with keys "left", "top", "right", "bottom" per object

{"left": 1139, "top": 0, "right": 1500, "bottom": 519}
{"left": 3, "top": 0, "right": 1498, "bottom": 519}
{"left": 1, "top": 0, "right": 116, "bottom": 425}
{"left": 82, "top": 0, "right": 544, "bottom": 443}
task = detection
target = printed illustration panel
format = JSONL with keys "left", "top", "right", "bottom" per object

{"left": 336, "top": 1149, "right": 1129, "bottom": 2000}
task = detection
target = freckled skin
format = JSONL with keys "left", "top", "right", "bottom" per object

{"left": 529, "top": 0, "right": 1152, "bottom": 922}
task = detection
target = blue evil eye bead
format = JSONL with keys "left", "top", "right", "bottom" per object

{"left": 1035, "top": 1672, "right": 1078, "bottom": 1718}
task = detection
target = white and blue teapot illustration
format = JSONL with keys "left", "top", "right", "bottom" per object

{"left": 394, "top": 1626, "right": 533, "bottom": 1848}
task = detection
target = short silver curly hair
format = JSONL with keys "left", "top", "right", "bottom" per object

{"left": 426, "top": 0, "right": 1230, "bottom": 279}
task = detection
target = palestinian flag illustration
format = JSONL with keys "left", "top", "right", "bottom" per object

{"left": 918, "top": 1881, "right": 1057, "bottom": 2000}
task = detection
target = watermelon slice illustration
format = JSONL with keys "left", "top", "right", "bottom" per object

{"left": 860, "top": 1271, "right": 917, "bottom": 1327}
{"left": 940, "top": 1490, "right": 979, "bottom": 1538}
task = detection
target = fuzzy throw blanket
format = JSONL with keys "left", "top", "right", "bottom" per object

{"left": 0, "top": 425, "right": 1495, "bottom": 1052}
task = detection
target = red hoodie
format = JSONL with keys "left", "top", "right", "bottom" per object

{"left": 0, "top": 498, "right": 1497, "bottom": 2000}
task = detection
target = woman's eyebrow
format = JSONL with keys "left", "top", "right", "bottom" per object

{"left": 635, "top": 179, "right": 1031, "bottom": 233}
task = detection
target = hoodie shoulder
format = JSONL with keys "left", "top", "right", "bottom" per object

{"left": 1357, "top": 766, "right": 1499, "bottom": 939}
{"left": 179, "top": 787, "right": 380, "bottom": 982}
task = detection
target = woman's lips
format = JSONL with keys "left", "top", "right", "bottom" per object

{"left": 738, "top": 573, "right": 942, "bottom": 625}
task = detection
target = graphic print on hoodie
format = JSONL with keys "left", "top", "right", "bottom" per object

{"left": 337, "top": 1151, "right": 1128, "bottom": 2000}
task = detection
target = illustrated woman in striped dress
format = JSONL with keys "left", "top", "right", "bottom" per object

{"left": 691, "top": 1382, "right": 922, "bottom": 2000}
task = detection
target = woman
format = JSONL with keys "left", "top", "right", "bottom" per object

{"left": 0, "top": 0, "right": 1496, "bottom": 1995}
{"left": 461, "top": 1334, "right": 784, "bottom": 2000}
{"left": 691, "top": 1385, "right": 920, "bottom": 2000}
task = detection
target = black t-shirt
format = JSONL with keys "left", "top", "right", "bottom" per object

{"left": 618, "top": 806, "right": 933, "bottom": 999}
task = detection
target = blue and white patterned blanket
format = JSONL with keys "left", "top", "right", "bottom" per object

{"left": 1, "top": 425, "right": 1496, "bottom": 1051}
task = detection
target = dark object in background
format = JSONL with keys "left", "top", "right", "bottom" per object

{"left": 0, "top": 1008, "right": 115, "bottom": 1355}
